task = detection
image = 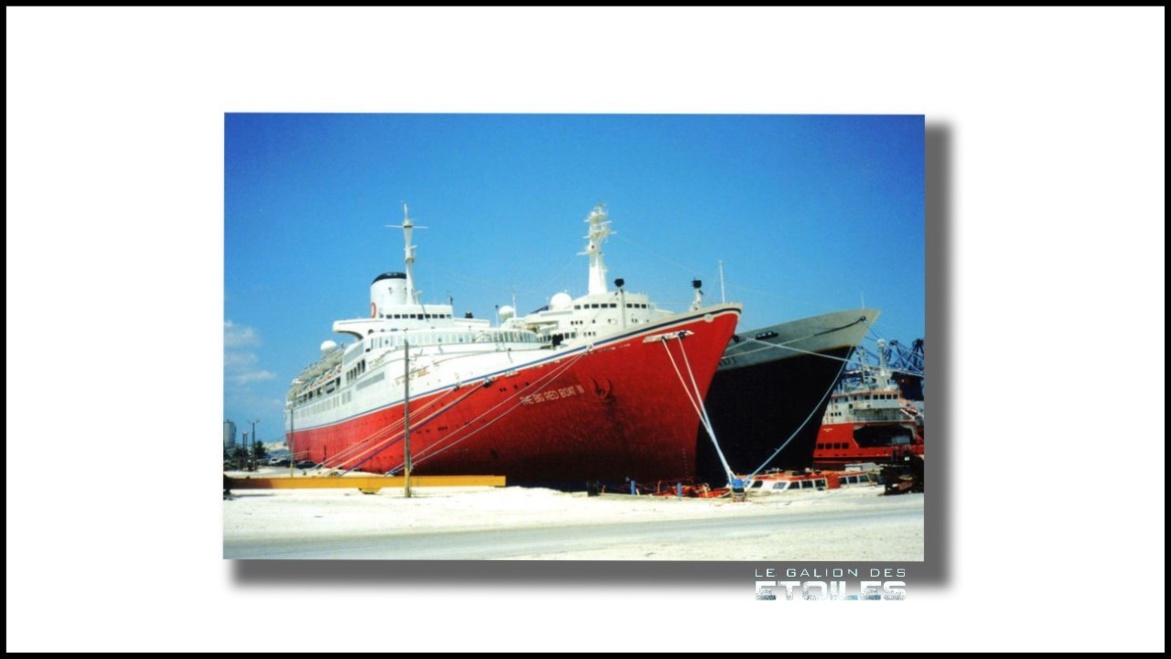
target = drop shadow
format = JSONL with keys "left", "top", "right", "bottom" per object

{"left": 920, "top": 122, "right": 952, "bottom": 585}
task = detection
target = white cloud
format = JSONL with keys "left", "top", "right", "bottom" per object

{"left": 227, "top": 370, "right": 277, "bottom": 387}
{"left": 224, "top": 319, "right": 260, "bottom": 348}
{"left": 224, "top": 320, "right": 275, "bottom": 391}
{"left": 223, "top": 351, "right": 258, "bottom": 370}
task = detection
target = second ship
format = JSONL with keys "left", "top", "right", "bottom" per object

{"left": 698, "top": 306, "right": 878, "bottom": 482}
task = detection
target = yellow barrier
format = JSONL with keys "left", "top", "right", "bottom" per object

{"left": 224, "top": 474, "right": 506, "bottom": 493}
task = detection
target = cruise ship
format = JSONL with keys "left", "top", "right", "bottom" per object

{"left": 286, "top": 205, "right": 741, "bottom": 486}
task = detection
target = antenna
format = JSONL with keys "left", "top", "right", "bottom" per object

{"left": 718, "top": 260, "right": 726, "bottom": 303}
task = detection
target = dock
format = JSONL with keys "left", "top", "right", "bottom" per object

{"left": 224, "top": 474, "right": 506, "bottom": 494}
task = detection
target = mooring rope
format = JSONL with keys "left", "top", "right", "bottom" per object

{"left": 390, "top": 348, "right": 592, "bottom": 472}
{"left": 659, "top": 334, "right": 734, "bottom": 484}
{"left": 319, "top": 380, "right": 464, "bottom": 470}
{"left": 341, "top": 382, "right": 485, "bottom": 475}
{"left": 747, "top": 355, "right": 850, "bottom": 480}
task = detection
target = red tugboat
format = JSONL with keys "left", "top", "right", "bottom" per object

{"left": 812, "top": 339, "right": 925, "bottom": 469}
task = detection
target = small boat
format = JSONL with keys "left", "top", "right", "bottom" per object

{"left": 743, "top": 467, "right": 879, "bottom": 494}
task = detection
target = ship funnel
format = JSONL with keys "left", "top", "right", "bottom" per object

{"left": 689, "top": 279, "right": 704, "bottom": 311}
{"left": 371, "top": 272, "right": 408, "bottom": 316}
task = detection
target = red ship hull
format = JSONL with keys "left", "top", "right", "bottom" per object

{"left": 288, "top": 309, "right": 740, "bottom": 485}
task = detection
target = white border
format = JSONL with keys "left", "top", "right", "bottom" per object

{"left": 6, "top": 7, "right": 1165, "bottom": 652}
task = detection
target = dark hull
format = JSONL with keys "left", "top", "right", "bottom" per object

{"left": 695, "top": 308, "right": 878, "bottom": 485}
{"left": 697, "top": 346, "right": 855, "bottom": 484}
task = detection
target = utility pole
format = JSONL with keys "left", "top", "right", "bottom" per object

{"left": 404, "top": 340, "right": 412, "bottom": 498}
{"left": 289, "top": 379, "right": 302, "bottom": 478}
{"left": 615, "top": 278, "right": 626, "bottom": 329}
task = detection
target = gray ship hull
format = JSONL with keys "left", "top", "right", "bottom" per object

{"left": 696, "top": 308, "right": 878, "bottom": 484}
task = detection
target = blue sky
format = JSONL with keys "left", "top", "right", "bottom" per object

{"left": 224, "top": 114, "right": 924, "bottom": 445}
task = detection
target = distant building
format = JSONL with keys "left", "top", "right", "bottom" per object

{"left": 223, "top": 419, "right": 237, "bottom": 450}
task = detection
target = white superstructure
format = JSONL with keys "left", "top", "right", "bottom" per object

{"left": 288, "top": 204, "right": 546, "bottom": 435}
{"left": 501, "top": 205, "right": 688, "bottom": 348}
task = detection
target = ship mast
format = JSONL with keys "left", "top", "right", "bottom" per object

{"left": 580, "top": 205, "right": 613, "bottom": 296}
{"left": 387, "top": 203, "right": 426, "bottom": 304}
{"left": 876, "top": 338, "right": 892, "bottom": 385}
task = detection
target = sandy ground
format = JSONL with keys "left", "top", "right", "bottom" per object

{"left": 224, "top": 468, "right": 924, "bottom": 561}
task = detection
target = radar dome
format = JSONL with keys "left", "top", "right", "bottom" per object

{"left": 320, "top": 340, "right": 338, "bottom": 354}
{"left": 498, "top": 305, "right": 515, "bottom": 320}
{"left": 550, "top": 292, "right": 573, "bottom": 310}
